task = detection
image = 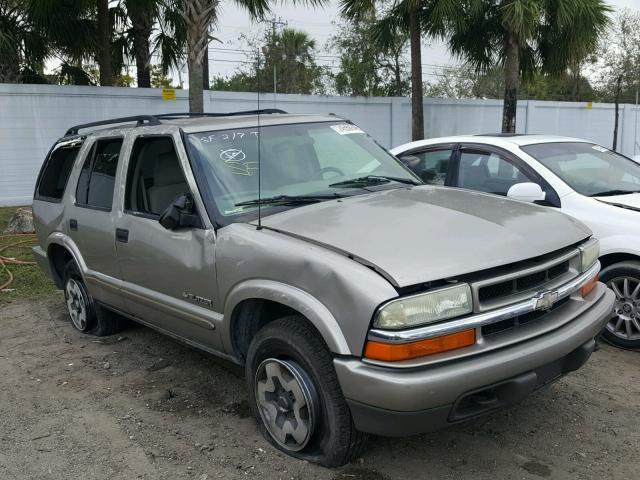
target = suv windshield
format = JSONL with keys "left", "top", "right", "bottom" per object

{"left": 521, "top": 142, "right": 640, "bottom": 197}
{"left": 185, "top": 121, "right": 420, "bottom": 222}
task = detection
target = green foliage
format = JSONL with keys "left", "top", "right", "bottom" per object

{"left": 424, "top": 66, "right": 595, "bottom": 102}
{"left": 590, "top": 9, "right": 640, "bottom": 104}
{"left": 212, "top": 27, "right": 326, "bottom": 95}
{"left": 151, "top": 64, "right": 181, "bottom": 88}
{"left": 447, "top": 0, "right": 611, "bottom": 78}
{"left": 329, "top": 10, "right": 409, "bottom": 97}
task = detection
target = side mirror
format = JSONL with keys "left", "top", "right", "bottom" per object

{"left": 159, "top": 193, "right": 203, "bottom": 230}
{"left": 507, "top": 183, "right": 546, "bottom": 203}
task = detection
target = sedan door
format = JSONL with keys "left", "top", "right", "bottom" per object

{"left": 453, "top": 144, "right": 561, "bottom": 207}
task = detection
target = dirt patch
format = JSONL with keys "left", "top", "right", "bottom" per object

{"left": 1, "top": 295, "right": 640, "bottom": 479}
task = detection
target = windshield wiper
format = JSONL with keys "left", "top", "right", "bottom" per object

{"left": 328, "top": 175, "right": 421, "bottom": 188}
{"left": 235, "top": 193, "right": 342, "bottom": 207}
{"left": 590, "top": 189, "right": 640, "bottom": 197}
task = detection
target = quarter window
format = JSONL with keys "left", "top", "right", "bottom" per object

{"left": 75, "top": 138, "right": 123, "bottom": 210}
{"left": 37, "top": 143, "right": 82, "bottom": 200}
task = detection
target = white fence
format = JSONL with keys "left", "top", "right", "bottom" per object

{"left": 1, "top": 83, "right": 639, "bottom": 206}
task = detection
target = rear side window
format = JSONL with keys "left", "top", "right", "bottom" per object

{"left": 76, "top": 138, "right": 123, "bottom": 210}
{"left": 36, "top": 144, "right": 82, "bottom": 201}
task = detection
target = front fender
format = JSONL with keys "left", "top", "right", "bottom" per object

{"left": 222, "top": 279, "right": 351, "bottom": 356}
{"left": 598, "top": 234, "right": 640, "bottom": 259}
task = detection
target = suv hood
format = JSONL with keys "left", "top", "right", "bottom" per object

{"left": 255, "top": 186, "right": 591, "bottom": 288}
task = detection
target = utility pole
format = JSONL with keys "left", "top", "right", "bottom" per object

{"left": 265, "top": 16, "right": 287, "bottom": 107}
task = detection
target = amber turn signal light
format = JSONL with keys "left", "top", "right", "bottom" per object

{"left": 364, "top": 329, "right": 476, "bottom": 362}
{"left": 581, "top": 274, "right": 599, "bottom": 298}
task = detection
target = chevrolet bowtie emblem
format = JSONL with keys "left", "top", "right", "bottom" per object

{"left": 534, "top": 290, "right": 559, "bottom": 311}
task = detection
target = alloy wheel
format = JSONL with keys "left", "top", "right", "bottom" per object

{"left": 65, "top": 278, "right": 88, "bottom": 331}
{"left": 606, "top": 276, "right": 640, "bottom": 341}
{"left": 255, "top": 358, "right": 318, "bottom": 452}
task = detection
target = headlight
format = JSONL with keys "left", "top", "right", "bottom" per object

{"left": 374, "top": 283, "right": 473, "bottom": 330}
{"left": 578, "top": 238, "right": 600, "bottom": 272}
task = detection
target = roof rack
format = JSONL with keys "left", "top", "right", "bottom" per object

{"left": 64, "top": 109, "right": 288, "bottom": 137}
{"left": 154, "top": 109, "right": 287, "bottom": 119}
{"left": 65, "top": 115, "right": 161, "bottom": 136}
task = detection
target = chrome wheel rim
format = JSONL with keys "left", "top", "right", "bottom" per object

{"left": 255, "top": 358, "right": 318, "bottom": 452}
{"left": 65, "top": 278, "right": 87, "bottom": 331}
{"left": 606, "top": 276, "right": 640, "bottom": 341}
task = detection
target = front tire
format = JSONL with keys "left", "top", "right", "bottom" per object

{"left": 245, "top": 316, "right": 367, "bottom": 467}
{"left": 62, "top": 260, "right": 126, "bottom": 336}
{"left": 600, "top": 261, "right": 640, "bottom": 349}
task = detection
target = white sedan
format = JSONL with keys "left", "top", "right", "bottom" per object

{"left": 392, "top": 134, "right": 640, "bottom": 349}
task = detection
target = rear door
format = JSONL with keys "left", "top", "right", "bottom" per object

{"left": 67, "top": 136, "right": 126, "bottom": 310}
{"left": 394, "top": 144, "right": 456, "bottom": 186}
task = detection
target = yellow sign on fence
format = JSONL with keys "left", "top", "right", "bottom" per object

{"left": 162, "top": 88, "right": 176, "bottom": 101}
{"left": 586, "top": 101, "right": 593, "bottom": 110}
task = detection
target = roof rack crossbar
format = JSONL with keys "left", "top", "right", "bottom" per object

{"left": 65, "top": 115, "right": 162, "bottom": 136}
{"left": 154, "top": 109, "right": 287, "bottom": 120}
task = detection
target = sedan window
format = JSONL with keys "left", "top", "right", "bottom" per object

{"left": 458, "top": 150, "right": 530, "bottom": 195}
{"left": 398, "top": 149, "right": 452, "bottom": 185}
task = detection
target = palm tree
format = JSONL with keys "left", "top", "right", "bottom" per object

{"left": 121, "top": 0, "right": 186, "bottom": 88}
{"left": 340, "top": 0, "right": 462, "bottom": 141}
{"left": 269, "top": 27, "right": 318, "bottom": 93}
{"left": 181, "top": 0, "right": 324, "bottom": 113}
{"left": 448, "top": 0, "right": 610, "bottom": 133}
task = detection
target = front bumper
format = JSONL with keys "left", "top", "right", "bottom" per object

{"left": 334, "top": 284, "right": 614, "bottom": 437}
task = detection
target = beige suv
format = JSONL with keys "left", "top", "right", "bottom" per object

{"left": 33, "top": 111, "right": 613, "bottom": 466}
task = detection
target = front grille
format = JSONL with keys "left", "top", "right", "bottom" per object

{"left": 481, "top": 297, "right": 570, "bottom": 336}
{"left": 475, "top": 254, "right": 575, "bottom": 309}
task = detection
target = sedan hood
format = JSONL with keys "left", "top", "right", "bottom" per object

{"left": 594, "top": 193, "right": 640, "bottom": 212}
{"left": 255, "top": 187, "right": 591, "bottom": 288}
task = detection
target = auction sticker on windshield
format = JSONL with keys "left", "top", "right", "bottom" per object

{"left": 330, "top": 124, "right": 364, "bottom": 135}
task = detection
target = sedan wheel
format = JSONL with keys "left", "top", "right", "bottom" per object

{"left": 606, "top": 276, "right": 640, "bottom": 341}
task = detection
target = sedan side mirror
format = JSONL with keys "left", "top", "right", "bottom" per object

{"left": 159, "top": 193, "right": 203, "bottom": 230}
{"left": 507, "top": 183, "right": 546, "bottom": 203}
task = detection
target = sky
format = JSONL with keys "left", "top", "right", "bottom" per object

{"left": 191, "top": 0, "right": 640, "bottom": 84}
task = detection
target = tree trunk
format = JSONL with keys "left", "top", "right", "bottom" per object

{"left": 502, "top": 35, "right": 520, "bottom": 133}
{"left": 394, "top": 55, "right": 402, "bottom": 96}
{"left": 182, "top": 0, "right": 216, "bottom": 113}
{"left": 96, "top": 0, "right": 113, "bottom": 86}
{"left": 203, "top": 45, "right": 210, "bottom": 90}
{"left": 613, "top": 75, "right": 622, "bottom": 151}
{"left": 409, "top": 8, "right": 424, "bottom": 141}
{"left": 129, "top": 5, "right": 153, "bottom": 88}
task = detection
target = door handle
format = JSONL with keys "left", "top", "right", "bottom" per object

{"left": 115, "top": 228, "right": 129, "bottom": 243}
{"left": 69, "top": 219, "right": 78, "bottom": 231}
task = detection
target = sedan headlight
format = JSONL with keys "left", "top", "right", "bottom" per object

{"left": 374, "top": 283, "right": 473, "bottom": 330}
{"left": 578, "top": 238, "right": 600, "bottom": 272}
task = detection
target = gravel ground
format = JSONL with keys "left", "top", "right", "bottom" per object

{"left": 1, "top": 294, "right": 639, "bottom": 480}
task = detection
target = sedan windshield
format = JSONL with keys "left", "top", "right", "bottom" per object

{"left": 185, "top": 121, "right": 420, "bottom": 223}
{"left": 521, "top": 142, "right": 640, "bottom": 197}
